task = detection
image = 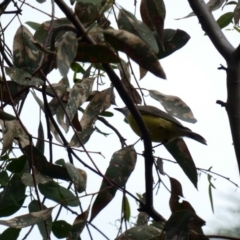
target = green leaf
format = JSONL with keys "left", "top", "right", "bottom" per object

{"left": 216, "top": 12, "right": 234, "bottom": 29}
{"left": 55, "top": 159, "right": 66, "bottom": 167}
{"left": 0, "top": 81, "right": 26, "bottom": 105}
{"left": 117, "top": 8, "right": 159, "bottom": 53}
{"left": 13, "top": 25, "right": 40, "bottom": 74}
{"left": 0, "top": 174, "right": 26, "bottom": 217}
{"left": 5, "top": 67, "right": 44, "bottom": 86}
{"left": 34, "top": 18, "right": 70, "bottom": 45}
{"left": 118, "top": 59, "right": 131, "bottom": 80}
{"left": 56, "top": 103, "right": 69, "bottom": 133}
{"left": 140, "top": 0, "right": 155, "bottom": 31}
{"left": 75, "top": 43, "right": 120, "bottom": 63}
{"left": 103, "top": 29, "right": 166, "bottom": 79}
{"left": 164, "top": 138, "right": 198, "bottom": 189}
{"left": 65, "top": 163, "right": 87, "bottom": 193}
{"left": 31, "top": 91, "right": 44, "bottom": 111}
{"left": 0, "top": 207, "right": 54, "bottom": 229}
{"left": 118, "top": 60, "right": 142, "bottom": 103}
{"left": 0, "top": 171, "right": 9, "bottom": 186}
{"left": 0, "top": 153, "right": 9, "bottom": 161}
{"left": 23, "top": 145, "right": 70, "bottom": 181}
{"left": 75, "top": 2, "right": 101, "bottom": 25}
{"left": 25, "top": 21, "right": 40, "bottom": 31}
{"left": 71, "top": 62, "right": 85, "bottom": 75}
{"left": 0, "top": 120, "right": 15, "bottom": 154}
{"left": 75, "top": 0, "right": 113, "bottom": 16}
{"left": 56, "top": 31, "right": 78, "bottom": 77}
{"left": 223, "top": 0, "right": 237, "bottom": 9}
{"left": 6, "top": 155, "right": 27, "bottom": 173}
{"left": 0, "top": 119, "right": 30, "bottom": 154}
{"left": 122, "top": 196, "right": 131, "bottom": 221}
{"left": 154, "top": 29, "right": 190, "bottom": 59}
{"left": 234, "top": 4, "right": 240, "bottom": 25}
{"left": 208, "top": 183, "right": 214, "bottom": 213}
{"left": 66, "top": 78, "right": 95, "bottom": 123}
{"left": 90, "top": 145, "right": 137, "bottom": 221}
{"left": 39, "top": 181, "right": 79, "bottom": 207}
{"left": 148, "top": 90, "right": 197, "bottom": 123}
{"left": 21, "top": 172, "right": 52, "bottom": 187}
{"left": 0, "top": 228, "right": 21, "bottom": 240}
{"left": 177, "top": 0, "right": 225, "bottom": 20}
{"left": 95, "top": 126, "right": 110, "bottom": 136}
{"left": 52, "top": 220, "right": 71, "bottom": 238}
{"left": 28, "top": 200, "right": 52, "bottom": 239}
{"left": 69, "top": 127, "right": 95, "bottom": 147}
{"left": 0, "top": 81, "right": 27, "bottom": 105}
{"left": 31, "top": 91, "right": 63, "bottom": 143}
{"left": 99, "top": 111, "right": 114, "bottom": 117}
{"left": 68, "top": 207, "right": 89, "bottom": 239}
{"left": 209, "top": 0, "right": 226, "bottom": 11}
{"left": 36, "top": 121, "right": 45, "bottom": 154}
{"left": 0, "top": 198, "right": 26, "bottom": 218}
{"left": 145, "top": 0, "right": 166, "bottom": 48}
{"left": 207, "top": 168, "right": 215, "bottom": 213}
{"left": 0, "top": 0, "right": 11, "bottom": 16}
{"left": 116, "top": 225, "right": 162, "bottom": 240}
{"left": 164, "top": 210, "right": 205, "bottom": 237}
{"left": 0, "top": 110, "right": 16, "bottom": 121}
{"left": 80, "top": 87, "right": 114, "bottom": 130}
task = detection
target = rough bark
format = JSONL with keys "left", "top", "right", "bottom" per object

{"left": 188, "top": 0, "right": 240, "bottom": 176}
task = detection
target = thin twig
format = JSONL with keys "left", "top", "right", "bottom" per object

{"left": 97, "top": 116, "right": 126, "bottom": 148}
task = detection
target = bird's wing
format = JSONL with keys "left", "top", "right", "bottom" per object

{"left": 137, "top": 105, "right": 186, "bottom": 129}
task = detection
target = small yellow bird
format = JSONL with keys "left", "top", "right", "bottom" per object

{"left": 115, "top": 105, "right": 207, "bottom": 145}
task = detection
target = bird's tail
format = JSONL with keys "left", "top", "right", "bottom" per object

{"left": 186, "top": 131, "right": 207, "bottom": 145}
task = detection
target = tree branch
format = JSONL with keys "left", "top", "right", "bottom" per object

{"left": 97, "top": 116, "right": 126, "bottom": 149}
{"left": 54, "top": 0, "right": 155, "bottom": 215}
{"left": 187, "top": 0, "right": 240, "bottom": 176}
{"left": 187, "top": 0, "right": 234, "bottom": 59}
{"left": 225, "top": 59, "right": 240, "bottom": 176}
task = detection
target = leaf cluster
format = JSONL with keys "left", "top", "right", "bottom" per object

{"left": 0, "top": 0, "right": 236, "bottom": 239}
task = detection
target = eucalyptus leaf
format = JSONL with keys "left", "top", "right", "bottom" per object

{"left": 5, "top": 67, "right": 44, "bottom": 86}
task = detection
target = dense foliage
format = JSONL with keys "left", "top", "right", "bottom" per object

{"left": 0, "top": 0, "right": 239, "bottom": 239}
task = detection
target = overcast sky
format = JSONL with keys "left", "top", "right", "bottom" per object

{"left": 1, "top": 0, "right": 240, "bottom": 239}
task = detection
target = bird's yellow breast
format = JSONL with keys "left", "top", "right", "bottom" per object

{"left": 127, "top": 114, "right": 180, "bottom": 142}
